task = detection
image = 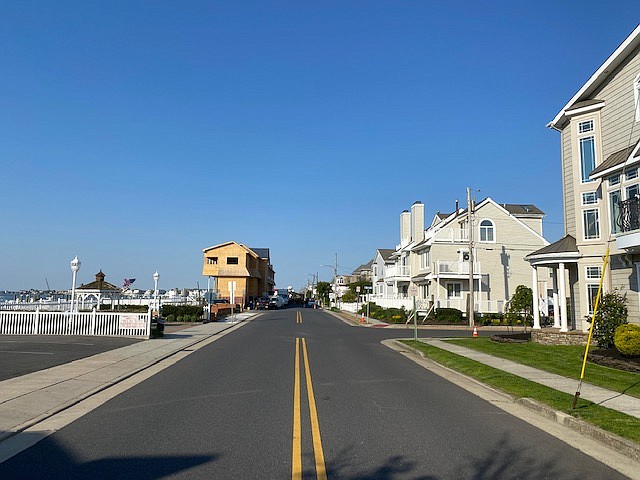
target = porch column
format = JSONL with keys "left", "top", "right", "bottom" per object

{"left": 532, "top": 266, "right": 541, "bottom": 329}
{"left": 552, "top": 268, "right": 560, "bottom": 328}
{"left": 559, "top": 262, "right": 568, "bottom": 332}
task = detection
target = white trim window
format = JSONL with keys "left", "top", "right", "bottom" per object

{"left": 580, "top": 136, "right": 597, "bottom": 183}
{"left": 608, "top": 174, "right": 621, "bottom": 186}
{"left": 609, "top": 189, "right": 622, "bottom": 234}
{"left": 446, "top": 282, "right": 462, "bottom": 299}
{"left": 420, "top": 250, "right": 430, "bottom": 270}
{"left": 626, "top": 168, "right": 638, "bottom": 181}
{"left": 479, "top": 219, "right": 495, "bottom": 242}
{"left": 585, "top": 266, "right": 602, "bottom": 315}
{"left": 582, "top": 191, "right": 598, "bottom": 205}
{"left": 578, "top": 120, "right": 594, "bottom": 134}
{"left": 583, "top": 208, "right": 600, "bottom": 240}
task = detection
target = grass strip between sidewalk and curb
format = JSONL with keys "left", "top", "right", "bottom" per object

{"left": 400, "top": 340, "right": 640, "bottom": 445}
{"left": 446, "top": 338, "right": 640, "bottom": 399}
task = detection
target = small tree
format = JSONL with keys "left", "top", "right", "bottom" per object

{"left": 341, "top": 290, "right": 357, "bottom": 303}
{"left": 592, "top": 290, "right": 628, "bottom": 349}
{"left": 316, "top": 282, "right": 332, "bottom": 306}
{"left": 507, "top": 285, "right": 533, "bottom": 329}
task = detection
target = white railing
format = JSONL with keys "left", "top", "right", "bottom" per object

{"left": 0, "top": 297, "right": 202, "bottom": 312}
{"left": 436, "top": 261, "right": 481, "bottom": 275}
{"left": 433, "top": 229, "right": 468, "bottom": 243}
{"left": 385, "top": 265, "right": 410, "bottom": 278}
{"left": 435, "top": 298, "right": 505, "bottom": 314}
{"left": 0, "top": 300, "right": 76, "bottom": 312}
{"left": 0, "top": 309, "right": 151, "bottom": 337}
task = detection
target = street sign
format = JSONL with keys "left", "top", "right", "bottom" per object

{"left": 228, "top": 281, "right": 236, "bottom": 304}
{"left": 356, "top": 286, "right": 361, "bottom": 293}
{"left": 364, "top": 286, "right": 373, "bottom": 291}
{"left": 409, "top": 285, "right": 418, "bottom": 297}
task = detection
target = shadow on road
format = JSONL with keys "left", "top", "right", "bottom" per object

{"left": 323, "top": 436, "right": 585, "bottom": 480}
{"left": 0, "top": 433, "right": 217, "bottom": 479}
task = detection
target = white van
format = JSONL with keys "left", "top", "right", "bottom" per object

{"left": 268, "top": 295, "right": 285, "bottom": 309}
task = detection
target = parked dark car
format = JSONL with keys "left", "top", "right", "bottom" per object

{"left": 256, "top": 297, "right": 269, "bottom": 310}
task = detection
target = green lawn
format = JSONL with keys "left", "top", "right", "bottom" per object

{"left": 401, "top": 340, "right": 640, "bottom": 444}
{"left": 445, "top": 338, "right": 640, "bottom": 399}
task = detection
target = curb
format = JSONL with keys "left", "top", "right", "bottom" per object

{"left": 392, "top": 339, "right": 640, "bottom": 463}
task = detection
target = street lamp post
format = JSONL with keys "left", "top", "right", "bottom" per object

{"left": 153, "top": 271, "right": 160, "bottom": 316}
{"left": 70, "top": 256, "right": 81, "bottom": 313}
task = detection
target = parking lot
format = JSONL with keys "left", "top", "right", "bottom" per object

{"left": 0, "top": 335, "right": 142, "bottom": 381}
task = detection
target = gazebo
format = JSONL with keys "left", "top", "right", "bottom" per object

{"left": 76, "top": 271, "right": 122, "bottom": 311}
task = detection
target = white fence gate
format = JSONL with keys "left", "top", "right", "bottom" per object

{"left": 0, "top": 309, "right": 151, "bottom": 337}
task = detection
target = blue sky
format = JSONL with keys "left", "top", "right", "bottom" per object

{"left": 1, "top": 1, "right": 638, "bottom": 291}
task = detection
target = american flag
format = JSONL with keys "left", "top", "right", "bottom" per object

{"left": 123, "top": 278, "right": 136, "bottom": 289}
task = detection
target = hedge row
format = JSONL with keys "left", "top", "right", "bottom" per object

{"left": 161, "top": 305, "right": 203, "bottom": 318}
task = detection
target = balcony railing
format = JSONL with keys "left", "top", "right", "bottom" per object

{"left": 436, "top": 261, "right": 481, "bottom": 276}
{"left": 385, "top": 265, "right": 410, "bottom": 278}
{"left": 618, "top": 196, "right": 640, "bottom": 233}
{"left": 433, "top": 229, "right": 469, "bottom": 243}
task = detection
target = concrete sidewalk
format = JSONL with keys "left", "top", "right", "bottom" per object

{"left": 0, "top": 313, "right": 258, "bottom": 443}
{"left": 420, "top": 339, "right": 640, "bottom": 419}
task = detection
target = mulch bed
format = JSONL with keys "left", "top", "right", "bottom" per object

{"left": 491, "top": 332, "right": 532, "bottom": 343}
{"left": 588, "top": 349, "right": 640, "bottom": 373}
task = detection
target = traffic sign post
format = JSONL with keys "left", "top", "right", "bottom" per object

{"left": 364, "top": 286, "right": 373, "bottom": 323}
{"left": 409, "top": 285, "right": 418, "bottom": 340}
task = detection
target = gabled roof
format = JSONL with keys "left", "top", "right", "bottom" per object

{"left": 376, "top": 249, "right": 395, "bottom": 262}
{"left": 434, "top": 197, "right": 548, "bottom": 244}
{"left": 501, "top": 204, "right": 545, "bottom": 217}
{"left": 352, "top": 260, "right": 373, "bottom": 274}
{"left": 202, "top": 241, "right": 260, "bottom": 259}
{"left": 589, "top": 140, "right": 640, "bottom": 179}
{"left": 548, "top": 24, "right": 640, "bottom": 130}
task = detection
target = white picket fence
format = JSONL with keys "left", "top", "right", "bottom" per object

{"left": 0, "top": 297, "right": 201, "bottom": 312}
{"left": 0, "top": 309, "right": 151, "bottom": 337}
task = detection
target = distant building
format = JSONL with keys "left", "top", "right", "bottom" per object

{"left": 202, "top": 241, "right": 275, "bottom": 306}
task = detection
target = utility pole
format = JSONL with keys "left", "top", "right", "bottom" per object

{"left": 467, "top": 187, "right": 475, "bottom": 328}
{"left": 334, "top": 253, "right": 338, "bottom": 308}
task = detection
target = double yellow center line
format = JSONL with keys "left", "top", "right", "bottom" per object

{"left": 292, "top": 337, "right": 327, "bottom": 480}
{"left": 296, "top": 310, "right": 303, "bottom": 323}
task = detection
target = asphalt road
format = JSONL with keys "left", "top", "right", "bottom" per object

{"left": 0, "top": 309, "right": 626, "bottom": 479}
{"left": 0, "top": 335, "right": 142, "bottom": 381}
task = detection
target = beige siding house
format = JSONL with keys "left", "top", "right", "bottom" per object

{"left": 412, "top": 199, "right": 548, "bottom": 316}
{"left": 533, "top": 25, "right": 640, "bottom": 331}
{"left": 376, "top": 199, "right": 549, "bottom": 317}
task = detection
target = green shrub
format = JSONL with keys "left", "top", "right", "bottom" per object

{"left": 614, "top": 324, "right": 640, "bottom": 357}
{"left": 435, "top": 308, "right": 464, "bottom": 323}
{"left": 593, "top": 291, "right": 628, "bottom": 349}
{"left": 176, "top": 315, "right": 183, "bottom": 322}
{"left": 108, "top": 304, "right": 150, "bottom": 313}
{"left": 385, "top": 307, "right": 407, "bottom": 323}
{"left": 161, "top": 305, "right": 202, "bottom": 318}
{"left": 166, "top": 314, "right": 176, "bottom": 322}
